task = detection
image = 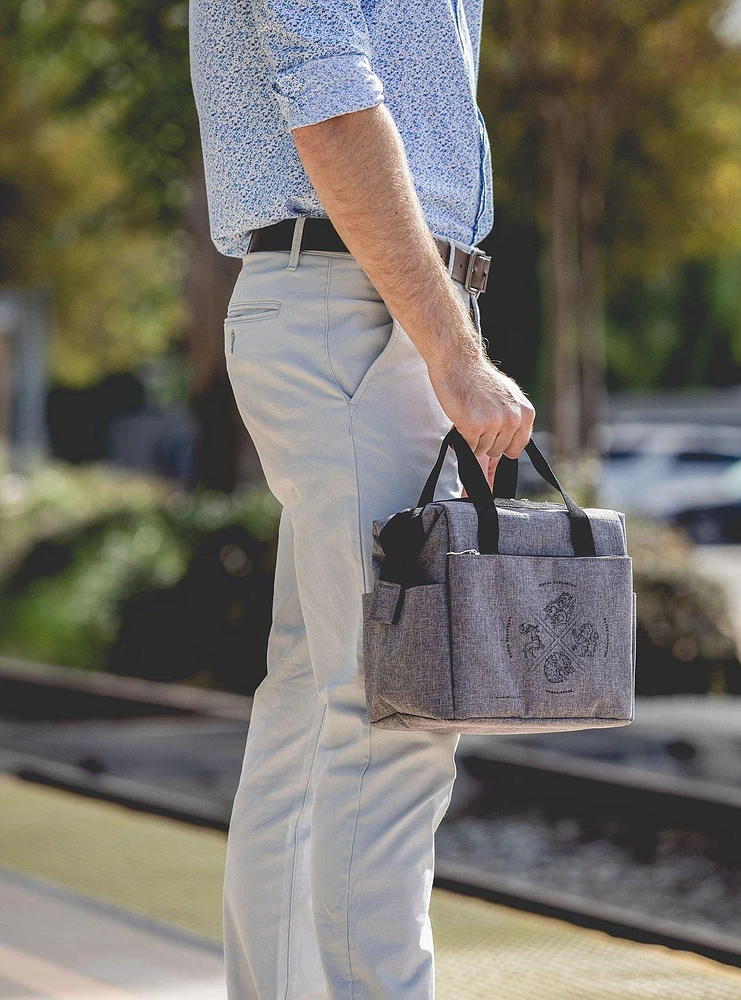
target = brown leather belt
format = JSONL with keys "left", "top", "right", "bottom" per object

{"left": 248, "top": 218, "right": 491, "bottom": 295}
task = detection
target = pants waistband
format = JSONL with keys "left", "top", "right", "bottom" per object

{"left": 245, "top": 217, "right": 490, "bottom": 295}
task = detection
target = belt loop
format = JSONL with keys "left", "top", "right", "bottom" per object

{"left": 446, "top": 240, "right": 456, "bottom": 278}
{"left": 469, "top": 287, "right": 490, "bottom": 359}
{"left": 470, "top": 289, "right": 481, "bottom": 332}
{"left": 286, "top": 217, "right": 306, "bottom": 271}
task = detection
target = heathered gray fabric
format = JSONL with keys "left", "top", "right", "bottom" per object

{"left": 362, "top": 498, "right": 636, "bottom": 734}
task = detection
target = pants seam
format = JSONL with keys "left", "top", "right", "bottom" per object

{"left": 342, "top": 700, "right": 372, "bottom": 999}
{"left": 343, "top": 408, "right": 374, "bottom": 996}
{"left": 284, "top": 702, "right": 328, "bottom": 1000}
{"left": 344, "top": 726, "right": 371, "bottom": 1000}
{"left": 348, "top": 403, "right": 369, "bottom": 596}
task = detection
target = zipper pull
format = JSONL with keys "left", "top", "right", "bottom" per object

{"left": 230, "top": 328, "right": 235, "bottom": 353}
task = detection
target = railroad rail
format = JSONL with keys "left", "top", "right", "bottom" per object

{"left": 458, "top": 736, "right": 741, "bottom": 838}
{"left": 2, "top": 657, "right": 740, "bottom": 969}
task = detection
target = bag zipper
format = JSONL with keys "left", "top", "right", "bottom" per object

{"left": 440, "top": 496, "right": 568, "bottom": 511}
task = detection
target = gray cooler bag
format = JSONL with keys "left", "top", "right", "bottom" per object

{"left": 362, "top": 426, "right": 636, "bottom": 734}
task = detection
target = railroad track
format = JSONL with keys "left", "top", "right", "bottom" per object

{"left": 458, "top": 736, "right": 741, "bottom": 839}
{"left": 10, "top": 746, "right": 741, "bottom": 970}
{"left": 2, "top": 657, "right": 740, "bottom": 969}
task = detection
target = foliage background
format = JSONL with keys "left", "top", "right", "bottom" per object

{"left": 3, "top": 0, "right": 741, "bottom": 398}
{"left": 3, "top": 0, "right": 741, "bottom": 691}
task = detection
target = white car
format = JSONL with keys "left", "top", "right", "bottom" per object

{"left": 597, "top": 423, "right": 741, "bottom": 519}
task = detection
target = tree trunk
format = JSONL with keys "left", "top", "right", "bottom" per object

{"left": 578, "top": 208, "right": 606, "bottom": 458}
{"left": 542, "top": 96, "right": 582, "bottom": 463}
{"left": 577, "top": 98, "right": 612, "bottom": 459}
{"left": 0, "top": 330, "right": 9, "bottom": 475}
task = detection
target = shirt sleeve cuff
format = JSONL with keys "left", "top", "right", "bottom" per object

{"left": 273, "top": 52, "right": 384, "bottom": 130}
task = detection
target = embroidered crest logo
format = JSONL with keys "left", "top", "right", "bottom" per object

{"left": 505, "top": 581, "right": 608, "bottom": 690}
{"left": 543, "top": 592, "right": 576, "bottom": 628}
{"left": 542, "top": 648, "right": 574, "bottom": 684}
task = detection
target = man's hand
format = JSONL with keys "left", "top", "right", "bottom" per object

{"left": 292, "top": 105, "right": 535, "bottom": 472}
{"left": 426, "top": 343, "right": 535, "bottom": 488}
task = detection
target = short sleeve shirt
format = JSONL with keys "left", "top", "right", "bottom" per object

{"left": 189, "top": 0, "right": 494, "bottom": 255}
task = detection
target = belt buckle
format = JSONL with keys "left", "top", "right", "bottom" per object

{"left": 464, "top": 248, "right": 491, "bottom": 295}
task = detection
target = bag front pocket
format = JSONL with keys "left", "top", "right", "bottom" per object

{"left": 447, "top": 552, "right": 635, "bottom": 724}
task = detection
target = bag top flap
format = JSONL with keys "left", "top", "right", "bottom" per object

{"left": 437, "top": 498, "right": 627, "bottom": 559}
{"left": 370, "top": 499, "right": 627, "bottom": 589}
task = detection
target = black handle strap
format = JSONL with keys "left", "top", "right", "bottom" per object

{"left": 417, "top": 427, "right": 499, "bottom": 554}
{"left": 419, "top": 427, "right": 492, "bottom": 508}
{"left": 522, "top": 437, "right": 596, "bottom": 555}
{"left": 418, "top": 426, "right": 596, "bottom": 557}
{"left": 493, "top": 455, "right": 518, "bottom": 498}
{"left": 435, "top": 435, "right": 519, "bottom": 499}
{"left": 378, "top": 426, "right": 596, "bottom": 586}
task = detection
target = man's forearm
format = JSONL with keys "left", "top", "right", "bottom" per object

{"left": 292, "top": 103, "right": 535, "bottom": 467}
{"left": 292, "top": 105, "right": 482, "bottom": 370}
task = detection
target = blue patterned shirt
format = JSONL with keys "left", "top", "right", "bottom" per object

{"left": 189, "top": 0, "right": 494, "bottom": 256}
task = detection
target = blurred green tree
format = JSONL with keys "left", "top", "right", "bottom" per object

{"left": 480, "top": 0, "right": 741, "bottom": 464}
{"left": 1, "top": 0, "right": 242, "bottom": 487}
{"left": 0, "top": 0, "right": 186, "bottom": 387}
{"left": 5, "top": 0, "right": 741, "bottom": 488}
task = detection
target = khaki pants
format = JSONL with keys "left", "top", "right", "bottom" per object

{"left": 223, "top": 245, "right": 478, "bottom": 999}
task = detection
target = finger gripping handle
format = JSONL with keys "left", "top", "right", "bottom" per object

{"left": 417, "top": 425, "right": 595, "bottom": 557}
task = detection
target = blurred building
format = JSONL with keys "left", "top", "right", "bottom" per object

{"left": 0, "top": 289, "right": 49, "bottom": 468}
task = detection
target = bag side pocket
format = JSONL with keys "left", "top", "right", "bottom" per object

{"left": 362, "top": 583, "right": 453, "bottom": 724}
{"left": 630, "top": 590, "right": 637, "bottom": 720}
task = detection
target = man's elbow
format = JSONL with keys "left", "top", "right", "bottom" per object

{"left": 292, "top": 107, "right": 380, "bottom": 155}
{"left": 291, "top": 118, "right": 333, "bottom": 154}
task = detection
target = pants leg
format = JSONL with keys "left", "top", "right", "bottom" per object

{"left": 224, "top": 507, "right": 327, "bottom": 1000}
{"left": 223, "top": 249, "right": 465, "bottom": 999}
